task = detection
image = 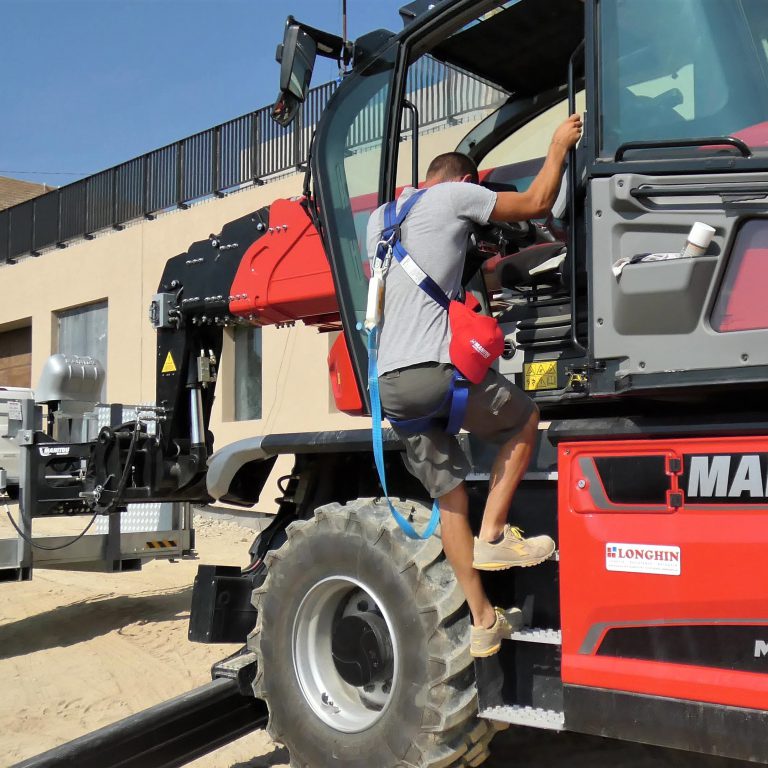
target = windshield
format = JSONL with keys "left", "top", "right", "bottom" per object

{"left": 312, "top": 48, "right": 396, "bottom": 335}
{"left": 600, "top": 0, "right": 768, "bottom": 158}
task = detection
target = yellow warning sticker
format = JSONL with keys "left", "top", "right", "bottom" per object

{"left": 162, "top": 351, "right": 177, "bottom": 374}
{"left": 524, "top": 361, "right": 558, "bottom": 391}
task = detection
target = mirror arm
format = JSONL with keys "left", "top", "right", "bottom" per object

{"left": 286, "top": 15, "right": 354, "bottom": 65}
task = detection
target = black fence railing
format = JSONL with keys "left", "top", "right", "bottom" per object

{"left": 0, "top": 60, "right": 505, "bottom": 266}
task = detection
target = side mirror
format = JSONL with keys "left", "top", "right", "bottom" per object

{"left": 271, "top": 90, "right": 302, "bottom": 127}
{"left": 272, "top": 16, "right": 348, "bottom": 127}
{"left": 272, "top": 22, "right": 317, "bottom": 127}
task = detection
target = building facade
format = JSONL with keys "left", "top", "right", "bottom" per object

{"left": 0, "top": 63, "right": 570, "bottom": 508}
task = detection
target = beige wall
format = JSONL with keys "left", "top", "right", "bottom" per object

{"left": 0, "top": 118, "right": 490, "bottom": 509}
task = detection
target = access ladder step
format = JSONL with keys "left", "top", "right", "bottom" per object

{"left": 509, "top": 628, "right": 561, "bottom": 645}
{"left": 479, "top": 705, "right": 565, "bottom": 731}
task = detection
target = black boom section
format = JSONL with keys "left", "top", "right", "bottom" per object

{"left": 154, "top": 207, "right": 270, "bottom": 453}
{"left": 12, "top": 678, "right": 266, "bottom": 768}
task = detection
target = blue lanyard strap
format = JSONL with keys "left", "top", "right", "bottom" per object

{"left": 368, "top": 327, "right": 440, "bottom": 540}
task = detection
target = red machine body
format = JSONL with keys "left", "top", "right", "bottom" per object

{"left": 226, "top": 197, "right": 364, "bottom": 415}
{"left": 559, "top": 434, "right": 768, "bottom": 711}
{"left": 328, "top": 334, "right": 364, "bottom": 415}
{"left": 229, "top": 198, "right": 339, "bottom": 326}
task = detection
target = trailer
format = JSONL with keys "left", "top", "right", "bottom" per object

{"left": 0, "top": 355, "right": 193, "bottom": 582}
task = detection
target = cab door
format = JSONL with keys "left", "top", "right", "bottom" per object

{"left": 311, "top": 0, "right": 585, "bottom": 410}
{"left": 586, "top": 0, "right": 768, "bottom": 396}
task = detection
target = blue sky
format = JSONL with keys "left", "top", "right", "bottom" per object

{"left": 0, "top": 0, "right": 404, "bottom": 186}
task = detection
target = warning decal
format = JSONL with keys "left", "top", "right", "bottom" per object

{"left": 524, "top": 361, "right": 558, "bottom": 391}
{"left": 162, "top": 351, "right": 177, "bottom": 374}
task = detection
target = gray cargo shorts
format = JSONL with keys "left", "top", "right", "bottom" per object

{"left": 378, "top": 362, "right": 536, "bottom": 498}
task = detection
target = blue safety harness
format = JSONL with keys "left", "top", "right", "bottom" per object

{"left": 367, "top": 190, "right": 470, "bottom": 539}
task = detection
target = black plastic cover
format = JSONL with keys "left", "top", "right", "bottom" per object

{"left": 189, "top": 565, "right": 257, "bottom": 644}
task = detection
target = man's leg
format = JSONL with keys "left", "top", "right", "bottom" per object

{"left": 438, "top": 481, "right": 496, "bottom": 628}
{"left": 471, "top": 403, "right": 555, "bottom": 569}
{"left": 478, "top": 407, "right": 539, "bottom": 543}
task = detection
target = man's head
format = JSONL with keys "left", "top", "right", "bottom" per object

{"left": 425, "top": 152, "right": 479, "bottom": 186}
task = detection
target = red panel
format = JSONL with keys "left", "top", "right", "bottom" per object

{"left": 715, "top": 246, "right": 768, "bottom": 331}
{"left": 559, "top": 435, "right": 768, "bottom": 711}
{"left": 229, "top": 199, "right": 339, "bottom": 325}
{"left": 733, "top": 120, "right": 768, "bottom": 149}
{"left": 327, "top": 334, "right": 364, "bottom": 415}
{"left": 712, "top": 220, "right": 768, "bottom": 332}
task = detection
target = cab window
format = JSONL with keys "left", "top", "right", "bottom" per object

{"left": 600, "top": 0, "right": 768, "bottom": 158}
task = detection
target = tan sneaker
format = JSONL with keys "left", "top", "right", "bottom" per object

{"left": 470, "top": 607, "right": 524, "bottom": 657}
{"left": 473, "top": 525, "right": 556, "bottom": 571}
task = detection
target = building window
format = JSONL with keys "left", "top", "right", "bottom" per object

{"left": 234, "top": 325, "right": 262, "bottom": 421}
{"left": 56, "top": 301, "right": 108, "bottom": 397}
{"left": 0, "top": 324, "right": 32, "bottom": 388}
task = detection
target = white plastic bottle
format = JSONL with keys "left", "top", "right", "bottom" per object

{"left": 681, "top": 222, "right": 716, "bottom": 259}
{"left": 365, "top": 264, "right": 386, "bottom": 331}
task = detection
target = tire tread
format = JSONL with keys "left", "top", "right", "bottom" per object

{"left": 250, "top": 498, "right": 499, "bottom": 768}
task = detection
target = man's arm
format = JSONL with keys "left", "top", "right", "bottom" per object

{"left": 490, "top": 114, "right": 583, "bottom": 222}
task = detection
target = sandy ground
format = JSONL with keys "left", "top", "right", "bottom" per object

{"left": 0, "top": 508, "right": 287, "bottom": 768}
{"left": 0, "top": 504, "right": 747, "bottom": 768}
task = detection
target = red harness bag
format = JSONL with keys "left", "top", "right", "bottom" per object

{"left": 447, "top": 292, "right": 505, "bottom": 383}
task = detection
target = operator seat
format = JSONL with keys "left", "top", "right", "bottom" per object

{"left": 495, "top": 240, "right": 567, "bottom": 292}
{"left": 488, "top": 128, "right": 587, "bottom": 352}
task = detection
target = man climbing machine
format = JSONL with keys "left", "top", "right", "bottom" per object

{"left": 366, "top": 114, "right": 583, "bottom": 657}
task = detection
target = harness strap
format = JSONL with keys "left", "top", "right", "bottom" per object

{"left": 383, "top": 193, "right": 450, "bottom": 311}
{"left": 445, "top": 376, "right": 470, "bottom": 435}
{"left": 388, "top": 370, "right": 470, "bottom": 436}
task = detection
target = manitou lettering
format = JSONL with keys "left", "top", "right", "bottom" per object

{"left": 755, "top": 640, "right": 768, "bottom": 658}
{"left": 687, "top": 454, "right": 768, "bottom": 500}
{"left": 687, "top": 455, "right": 731, "bottom": 496}
{"left": 38, "top": 446, "right": 71, "bottom": 457}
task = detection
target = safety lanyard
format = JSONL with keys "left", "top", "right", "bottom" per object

{"left": 368, "top": 327, "right": 440, "bottom": 540}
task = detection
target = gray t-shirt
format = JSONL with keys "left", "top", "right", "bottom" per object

{"left": 366, "top": 182, "right": 497, "bottom": 375}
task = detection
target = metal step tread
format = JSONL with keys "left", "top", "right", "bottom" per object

{"left": 509, "top": 627, "right": 562, "bottom": 645}
{"left": 479, "top": 704, "right": 565, "bottom": 730}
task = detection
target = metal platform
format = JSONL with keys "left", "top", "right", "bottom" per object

{"left": 0, "top": 508, "right": 193, "bottom": 579}
{"left": 0, "top": 397, "right": 194, "bottom": 581}
{"left": 480, "top": 704, "right": 565, "bottom": 730}
{"left": 508, "top": 628, "right": 562, "bottom": 645}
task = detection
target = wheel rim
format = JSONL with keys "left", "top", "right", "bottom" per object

{"left": 292, "top": 575, "right": 399, "bottom": 733}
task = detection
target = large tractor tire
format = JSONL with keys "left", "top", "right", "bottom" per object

{"left": 249, "top": 498, "right": 503, "bottom": 768}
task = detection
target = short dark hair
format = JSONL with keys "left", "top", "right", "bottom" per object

{"left": 426, "top": 152, "right": 479, "bottom": 184}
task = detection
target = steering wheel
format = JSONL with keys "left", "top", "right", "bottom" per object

{"left": 473, "top": 220, "right": 538, "bottom": 257}
{"left": 462, "top": 220, "right": 539, "bottom": 287}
